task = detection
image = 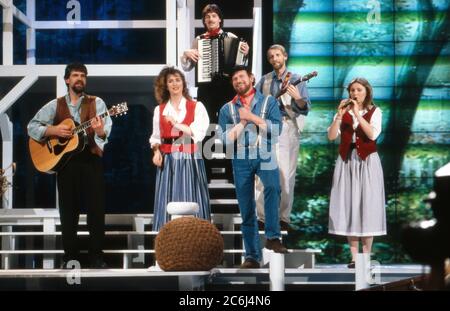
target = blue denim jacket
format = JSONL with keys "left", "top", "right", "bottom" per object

{"left": 218, "top": 90, "right": 282, "bottom": 160}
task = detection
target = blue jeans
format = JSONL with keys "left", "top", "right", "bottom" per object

{"left": 232, "top": 157, "right": 281, "bottom": 262}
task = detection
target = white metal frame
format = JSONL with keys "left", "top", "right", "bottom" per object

{"left": 0, "top": 0, "right": 263, "bottom": 210}
{"left": 0, "top": 0, "right": 262, "bottom": 270}
{"left": 0, "top": 0, "right": 177, "bottom": 210}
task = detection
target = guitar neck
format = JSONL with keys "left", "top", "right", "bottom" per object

{"left": 290, "top": 78, "right": 302, "bottom": 87}
{"left": 73, "top": 111, "right": 109, "bottom": 134}
{"left": 275, "top": 73, "right": 316, "bottom": 98}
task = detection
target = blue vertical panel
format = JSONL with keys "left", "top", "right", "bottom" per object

{"left": 274, "top": 0, "right": 450, "bottom": 264}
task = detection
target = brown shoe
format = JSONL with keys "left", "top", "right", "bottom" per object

{"left": 257, "top": 220, "right": 265, "bottom": 231}
{"left": 265, "top": 238, "right": 288, "bottom": 254}
{"left": 240, "top": 258, "right": 260, "bottom": 269}
{"left": 280, "top": 221, "right": 290, "bottom": 232}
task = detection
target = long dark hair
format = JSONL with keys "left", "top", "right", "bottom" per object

{"left": 347, "top": 77, "right": 374, "bottom": 109}
{"left": 154, "top": 66, "right": 191, "bottom": 104}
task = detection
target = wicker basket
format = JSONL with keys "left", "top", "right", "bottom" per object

{"left": 155, "top": 217, "right": 224, "bottom": 271}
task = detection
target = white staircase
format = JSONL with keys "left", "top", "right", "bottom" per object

{"left": 0, "top": 208, "right": 320, "bottom": 270}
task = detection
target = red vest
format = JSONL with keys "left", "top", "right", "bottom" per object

{"left": 339, "top": 106, "right": 378, "bottom": 161}
{"left": 54, "top": 95, "right": 103, "bottom": 157}
{"left": 159, "top": 100, "right": 197, "bottom": 154}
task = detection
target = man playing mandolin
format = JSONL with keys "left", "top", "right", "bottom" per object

{"left": 254, "top": 44, "right": 312, "bottom": 232}
{"left": 27, "top": 63, "right": 112, "bottom": 269}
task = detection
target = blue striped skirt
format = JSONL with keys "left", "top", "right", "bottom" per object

{"left": 153, "top": 152, "right": 211, "bottom": 231}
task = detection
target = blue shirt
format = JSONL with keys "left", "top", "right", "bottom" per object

{"left": 255, "top": 69, "right": 311, "bottom": 118}
{"left": 218, "top": 90, "right": 282, "bottom": 159}
{"left": 27, "top": 94, "right": 112, "bottom": 151}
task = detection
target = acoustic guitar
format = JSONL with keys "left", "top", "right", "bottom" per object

{"left": 29, "top": 102, "right": 128, "bottom": 174}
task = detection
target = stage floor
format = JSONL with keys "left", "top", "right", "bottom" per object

{"left": 0, "top": 264, "right": 428, "bottom": 291}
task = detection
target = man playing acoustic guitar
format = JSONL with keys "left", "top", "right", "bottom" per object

{"left": 27, "top": 63, "right": 112, "bottom": 269}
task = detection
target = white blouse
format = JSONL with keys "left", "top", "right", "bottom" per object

{"left": 330, "top": 106, "right": 382, "bottom": 142}
{"left": 149, "top": 97, "right": 210, "bottom": 147}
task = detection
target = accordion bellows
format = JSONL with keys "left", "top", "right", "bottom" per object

{"left": 155, "top": 217, "right": 224, "bottom": 271}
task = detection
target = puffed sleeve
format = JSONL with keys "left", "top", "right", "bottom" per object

{"left": 149, "top": 105, "right": 161, "bottom": 147}
{"left": 370, "top": 107, "right": 382, "bottom": 140}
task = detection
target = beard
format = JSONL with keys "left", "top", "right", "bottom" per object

{"left": 271, "top": 61, "right": 284, "bottom": 71}
{"left": 71, "top": 82, "right": 85, "bottom": 94}
{"left": 235, "top": 83, "right": 252, "bottom": 96}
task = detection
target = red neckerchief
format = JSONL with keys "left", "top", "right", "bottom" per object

{"left": 203, "top": 28, "right": 221, "bottom": 39}
{"left": 232, "top": 88, "right": 256, "bottom": 108}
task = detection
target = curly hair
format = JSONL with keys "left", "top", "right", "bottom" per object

{"left": 347, "top": 77, "right": 374, "bottom": 109}
{"left": 154, "top": 67, "right": 191, "bottom": 104}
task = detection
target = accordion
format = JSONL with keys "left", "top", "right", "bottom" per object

{"left": 197, "top": 34, "right": 247, "bottom": 84}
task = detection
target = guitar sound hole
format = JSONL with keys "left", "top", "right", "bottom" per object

{"left": 57, "top": 138, "right": 70, "bottom": 145}
{"left": 53, "top": 143, "right": 67, "bottom": 156}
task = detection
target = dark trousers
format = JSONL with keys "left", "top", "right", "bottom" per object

{"left": 197, "top": 76, "right": 235, "bottom": 124}
{"left": 198, "top": 76, "right": 235, "bottom": 181}
{"left": 57, "top": 148, "right": 105, "bottom": 261}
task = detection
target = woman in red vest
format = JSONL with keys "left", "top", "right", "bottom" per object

{"left": 327, "top": 78, "right": 386, "bottom": 268}
{"left": 149, "top": 67, "right": 211, "bottom": 231}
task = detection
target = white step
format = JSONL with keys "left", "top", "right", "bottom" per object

{"left": 0, "top": 249, "right": 155, "bottom": 254}
{"left": 0, "top": 230, "right": 287, "bottom": 236}
{"left": 210, "top": 179, "right": 230, "bottom": 184}
{"left": 211, "top": 168, "right": 226, "bottom": 174}
{"left": 0, "top": 248, "right": 319, "bottom": 255}
{"left": 208, "top": 183, "right": 235, "bottom": 189}
{"left": 210, "top": 199, "right": 238, "bottom": 205}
